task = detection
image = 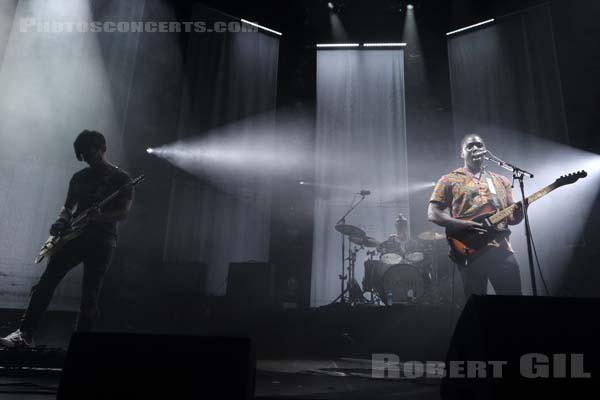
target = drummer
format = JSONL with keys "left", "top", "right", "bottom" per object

{"left": 394, "top": 213, "right": 409, "bottom": 242}
{"left": 379, "top": 213, "right": 420, "bottom": 256}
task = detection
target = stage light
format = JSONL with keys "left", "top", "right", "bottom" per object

{"left": 299, "top": 181, "right": 305, "bottom": 185}
{"left": 363, "top": 43, "right": 407, "bottom": 47}
{"left": 241, "top": 19, "right": 282, "bottom": 36}
{"left": 146, "top": 148, "right": 154, "bottom": 154}
{"left": 316, "top": 43, "right": 360, "bottom": 48}
{"left": 327, "top": 0, "right": 347, "bottom": 13}
{"left": 407, "top": 4, "right": 414, "bottom": 10}
{"left": 446, "top": 19, "right": 495, "bottom": 36}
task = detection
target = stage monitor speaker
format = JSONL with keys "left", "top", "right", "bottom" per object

{"left": 227, "top": 261, "right": 274, "bottom": 303}
{"left": 57, "top": 333, "right": 255, "bottom": 400}
{"left": 161, "top": 262, "right": 207, "bottom": 297}
{"left": 442, "top": 295, "right": 600, "bottom": 400}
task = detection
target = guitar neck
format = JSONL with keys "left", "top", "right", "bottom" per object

{"left": 488, "top": 182, "right": 558, "bottom": 225}
{"left": 70, "top": 176, "right": 143, "bottom": 226}
{"left": 70, "top": 187, "right": 125, "bottom": 226}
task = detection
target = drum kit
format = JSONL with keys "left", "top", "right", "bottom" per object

{"left": 334, "top": 223, "right": 446, "bottom": 306}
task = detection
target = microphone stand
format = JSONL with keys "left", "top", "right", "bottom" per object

{"left": 330, "top": 193, "right": 368, "bottom": 305}
{"left": 484, "top": 151, "right": 537, "bottom": 296}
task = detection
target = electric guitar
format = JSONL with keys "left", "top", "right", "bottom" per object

{"left": 446, "top": 170, "right": 587, "bottom": 267}
{"left": 34, "top": 174, "right": 146, "bottom": 264}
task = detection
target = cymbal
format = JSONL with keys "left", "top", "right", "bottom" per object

{"left": 418, "top": 231, "right": 445, "bottom": 241}
{"left": 350, "top": 236, "right": 380, "bottom": 248}
{"left": 335, "top": 224, "right": 366, "bottom": 238}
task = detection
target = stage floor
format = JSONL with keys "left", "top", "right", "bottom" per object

{"left": 0, "top": 358, "right": 441, "bottom": 400}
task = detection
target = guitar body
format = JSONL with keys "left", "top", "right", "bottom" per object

{"left": 446, "top": 203, "right": 511, "bottom": 268}
{"left": 35, "top": 228, "right": 84, "bottom": 264}
{"left": 34, "top": 174, "right": 145, "bottom": 264}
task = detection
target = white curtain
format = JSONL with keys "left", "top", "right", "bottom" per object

{"left": 311, "top": 49, "right": 409, "bottom": 306}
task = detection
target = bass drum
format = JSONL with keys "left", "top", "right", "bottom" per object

{"left": 362, "top": 260, "right": 390, "bottom": 292}
{"left": 379, "top": 264, "right": 430, "bottom": 305}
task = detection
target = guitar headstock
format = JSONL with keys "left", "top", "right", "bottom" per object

{"left": 554, "top": 170, "right": 587, "bottom": 187}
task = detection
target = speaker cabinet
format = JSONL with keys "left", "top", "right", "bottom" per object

{"left": 57, "top": 333, "right": 255, "bottom": 400}
{"left": 227, "top": 261, "right": 274, "bottom": 303}
{"left": 442, "top": 295, "right": 600, "bottom": 399}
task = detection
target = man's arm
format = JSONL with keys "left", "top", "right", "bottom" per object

{"left": 88, "top": 179, "right": 134, "bottom": 223}
{"left": 50, "top": 180, "right": 78, "bottom": 236}
{"left": 428, "top": 202, "right": 486, "bottom": 232}
{"left": 88, "top": 198, "right": 132, "bottom": 223}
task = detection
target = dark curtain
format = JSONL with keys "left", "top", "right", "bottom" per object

{"left": 448, "top": 5, "right": 581, "bottom": 295}
{"left": 312, "top": 49, "right": 408, "bottom": 306}
{"left": 449, "top": 5, "right": 568, "bottom": 145}
{"left": 162, "top": 5, "right": 279, "bottom": 295}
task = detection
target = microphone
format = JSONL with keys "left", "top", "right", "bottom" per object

{"left": 358, "top": 189, "right": 371, "bottom": 196}
{"left": 480, "top": 150, "right": 501, "bottom": 161}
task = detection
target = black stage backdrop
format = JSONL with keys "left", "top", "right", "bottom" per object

{"left": 312, "top": 48, "right": 409, "bottom": 306}
{"left": 161, "top": 5, "right": 279, "bottom": 295}
{"left": 447, "top": 4, "right": 586, "bottom": 296}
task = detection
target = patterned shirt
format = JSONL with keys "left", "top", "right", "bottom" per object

{"left": 430, "top": 167, "right": 515, "bottom": 250}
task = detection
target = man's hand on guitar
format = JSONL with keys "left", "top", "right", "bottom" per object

{"left": 85, "top": 205, "right": 101, "bottom": 222}
{"left": 510, "top": 202, "right": 526, "bottom": 225}
{"left": 49, "top": 219, "right": 68, "bottom": 237}
{"left": 453, "top": 219, "right": 487, "bottom": 234}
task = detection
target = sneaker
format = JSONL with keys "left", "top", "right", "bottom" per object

{"left": 0, "top": 329, "right": 35, "bottom": 348}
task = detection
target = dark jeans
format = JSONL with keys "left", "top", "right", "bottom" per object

{"left": 21, "top": 235, "right": 114, "bottom": 335}
{"left": 459, "top": 246, "right": 522, "bottom": 298}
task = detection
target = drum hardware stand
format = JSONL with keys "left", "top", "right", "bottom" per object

{"left": 331, "top": 243, "right": 366, "bottom": 305}
{"left": 363, "top": 250, "right": 379, "bottom": 304}
{"left": 331, "top": 193, "right": 369, "bottom": 305}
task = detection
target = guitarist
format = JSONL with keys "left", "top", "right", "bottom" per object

{"left": 1, "top": 130, "right": 134, "bottom": 348}
{"left": 427, "top": 134, "right": 524, "bottom": 298}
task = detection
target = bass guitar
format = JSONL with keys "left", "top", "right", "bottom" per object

{"left": 35, "top": 174, "right": 145, "bottom": 264}
{"left": 446, "top": 170, "right": 587, "bottom": 267}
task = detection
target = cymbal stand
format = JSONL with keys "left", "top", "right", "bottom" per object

{"left": 365, "top": 250, "right": 377, "bottom": 303}
{"left": 331, "top": 242, "right": 365, "bottom": 305}
{"left": 331, "top": 194, "right": 368, "bottom": 305}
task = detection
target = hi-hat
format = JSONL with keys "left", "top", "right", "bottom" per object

{"left": 418, "top": 231, "right": 445, "bottom": 241}
{"left": 335, "top": 223, "right": 366, "bottom": 238}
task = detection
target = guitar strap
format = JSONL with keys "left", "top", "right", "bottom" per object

{"left": 484, "top": 170, "right": 502, "bottom": 209}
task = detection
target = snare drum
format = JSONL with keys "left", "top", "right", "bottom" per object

{"left": 377, "top": 238, "right": 404, "bottom": 265}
